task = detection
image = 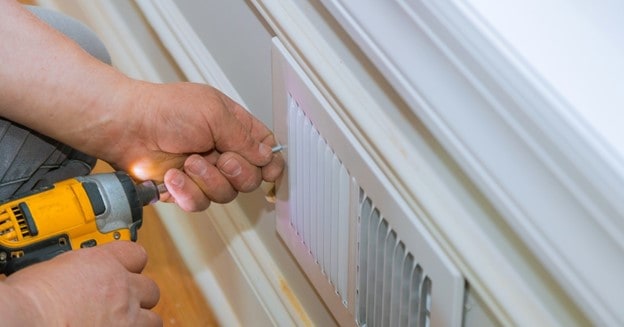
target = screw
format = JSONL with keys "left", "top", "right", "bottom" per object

{"left": 271, "top": 145, "right": 284, "bottom": 153}
{"left": 113, "top": 231, "right": 121, "bottom": 240}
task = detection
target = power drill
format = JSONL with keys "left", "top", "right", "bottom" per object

{"left": 0, "top": 171, "right": 161, "bottom": 275}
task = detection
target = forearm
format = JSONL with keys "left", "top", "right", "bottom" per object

{"left": 0, "top": 0, "right": 136, "bottom": 158}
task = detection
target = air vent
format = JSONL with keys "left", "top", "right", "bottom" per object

{"left": 273, "top": 37, "right": 464, "bottom": 326}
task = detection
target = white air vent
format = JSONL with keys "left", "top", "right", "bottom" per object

{"left": 272, "top": 38, "right": 464, "bottom": 326}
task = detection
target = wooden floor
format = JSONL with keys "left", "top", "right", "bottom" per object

{"left": 139, "top": 205, "right": 219, "bottom": 326}
{"left": 94, "top": 162, "right": 219, "bottom": 326}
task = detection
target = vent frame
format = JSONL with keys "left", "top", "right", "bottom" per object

{"left": 272, "top": 37, "right": 464, "bottom": 326}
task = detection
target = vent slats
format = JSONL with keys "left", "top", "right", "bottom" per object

{"left": 358, "top": 194, "right": 433, "bottom": 327}
{"left": 337, "top": 167, "right": 350, "bottom": 302}
{"left": 285, "top": 93, "right": 441, "bottom": 325}
{"left": 357, "top": 196, "right": 372, "bottom": 324}
{"left": 287, "top": 95, "right": 351, "bottom": 305}
{"left": 274, "top": 44, "right": 464, "bottom": 326}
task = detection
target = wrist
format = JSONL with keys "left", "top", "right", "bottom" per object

{"left": 71, "top": 77, "right": 148, "bottom": 161}
{"left": 85, "top": 79, "right": 160, "bottom": 167}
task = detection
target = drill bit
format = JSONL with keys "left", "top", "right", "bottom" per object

{"left": 155, "top": 144, "right": 283, "bottom": 195}
{"left": 157, "top": 183, "right": 168, "bottom": 194}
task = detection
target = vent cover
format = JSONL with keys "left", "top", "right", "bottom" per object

{"left": 272, "top": 37, "right": 464, "bottom": 326}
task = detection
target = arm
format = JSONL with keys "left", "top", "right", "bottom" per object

{"left": 0, "top": 0, "right": 129, "bottom": 150}
{"left": 0, "top": 0, "right": 284, "bottom": 211}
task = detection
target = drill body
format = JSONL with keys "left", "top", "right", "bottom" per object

{"left": 0, "top": 172, "right": 159, "bottom": 275}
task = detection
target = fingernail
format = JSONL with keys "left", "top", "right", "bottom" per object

{"left": 170, "top": 171, "right": 184, "bottom": 188}
{"left": 220, "top": 158, "right": 241, "bottom": 177}
{"left": 259, "top": 143, "right": 272, "bottom": 157}
{"left": 188, "top": 157, "right": 208, "bottom": 175}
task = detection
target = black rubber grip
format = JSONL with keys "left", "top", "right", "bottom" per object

{"left": 82, "top": 182, "right": 106, "bottom": 216}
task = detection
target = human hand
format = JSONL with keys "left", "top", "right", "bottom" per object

{"left": 3, "top": 241, "right": 161, "bottom": 327}
{"left": 96, "top": 82, "right": 284, "bottom": 212}
{"left": 0, "top": 3, "right": 282, "bottom": 212}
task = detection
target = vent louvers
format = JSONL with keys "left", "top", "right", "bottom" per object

{"left": 358, "top": 194, "right": 432, "bottom": 327}
{"left": 287, "top": 94, "right": 434, "bottom": 325}
{"left": 287, "top": 95, "right": 351, "bottom": 305}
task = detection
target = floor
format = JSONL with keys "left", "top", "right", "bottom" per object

{"left": 139, "top": 205, "right": 219, "bottom": 326}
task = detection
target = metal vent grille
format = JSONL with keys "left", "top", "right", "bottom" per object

{"left": 358, "top": 193, "right": 432, "bottom": 327}
{"left": 287, "top": 95, "right": 351, "bottom": 304}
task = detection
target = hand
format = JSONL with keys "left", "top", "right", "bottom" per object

{"left": 98, "top": 82, "right": 284, "bottom": 212}
{"left": 2, "top": 242, "right": 161, "bottom": 327}
{"left": 0, "top": 2, "right": 283, "bottom": 212}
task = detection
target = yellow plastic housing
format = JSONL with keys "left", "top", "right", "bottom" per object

{"left": 0, "top": 178, "right": 129, "bottom": 253}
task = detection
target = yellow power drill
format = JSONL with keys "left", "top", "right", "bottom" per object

{"left": 0, "top": 171, "right": 161, "bottom": 275}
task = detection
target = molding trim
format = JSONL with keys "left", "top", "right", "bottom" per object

{"left": 319, "top": 0, "right": 623, "bottom": 325}
{"left": 248, "top": 1, "right": 552, "bottom": 325}
{"left": 248, "top": 0, "right": 604, "bottom": 326}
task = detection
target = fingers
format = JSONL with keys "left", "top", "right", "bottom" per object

{"left": 262, "top": 150, "right": 285, "bottom": 182}
{"left": 186, "top": 154, "right": 237, "bottom": 200}
{"left": 105, "top": 243, "right": 161, "bottom": 312}
{"left": 216, "top": 152, "right": 264, "bottom": 192}
{"left": 164, "top": 150, "right": 276, "bottom": 211}
{"left": 136, "top": 310, "right": 163, "bottom": 327}
{"left": 163, "top": 168, "right": 211, "bottom": 212}
{"left": 130, "top": 274, "right": 160, "bottom": 309}
{"left": 99, "top": 241, "right": 148, "bottom": 274}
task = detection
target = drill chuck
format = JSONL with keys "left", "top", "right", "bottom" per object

{"left": 135, "top": 180, "right": 160, "bottom": 206}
